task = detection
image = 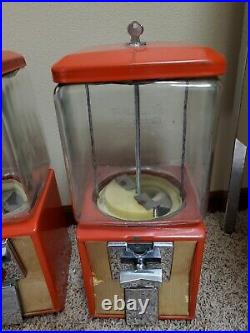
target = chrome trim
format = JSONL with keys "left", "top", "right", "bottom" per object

{"left": 224, "top": 139, "right": 247, "bottom": 233}
{"left": 134, "top": 84, "right": 142, "bottom": 195}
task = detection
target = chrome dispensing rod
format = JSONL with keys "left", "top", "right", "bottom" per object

{"left": 85, "top": 84, "right": 98, "bottom": 196}
{"left": 127, "top": 21, "right": 146, "bottom": 196}
{"left": 134, "top": 84, "right": 142, "bottom": 196}
{"left": 181, "top": 82, "right": 189, "bottom": 196}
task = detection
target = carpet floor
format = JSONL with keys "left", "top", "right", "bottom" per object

{"left": 4, "top": 211, "right": 248, "bottom": 331}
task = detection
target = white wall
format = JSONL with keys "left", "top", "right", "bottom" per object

{"left": 2, "top": 2, "right": 245, "bottom": 204}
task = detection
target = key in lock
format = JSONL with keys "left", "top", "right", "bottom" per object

{"left": 108, "top": 241, "right": 173, "bottom": 326}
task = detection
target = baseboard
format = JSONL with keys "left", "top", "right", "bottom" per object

{"left": 63, "top": 188, "right": 248, "bottom": 225}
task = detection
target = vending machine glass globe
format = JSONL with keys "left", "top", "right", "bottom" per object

{"left": 2, "top": 51, "right": 49, "bottom": 219}
{"left": 52, "top": 23, "right": 225, "bottom": 227}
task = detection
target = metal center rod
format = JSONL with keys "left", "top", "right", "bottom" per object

{"left": 134, "top": 84, "right": 142, "bottom": 195}
{"left": 181, "top": 82, "right": 189, "bottom": 196}
{"left": 85, "top": 84, "right": 98, "bottom": 196}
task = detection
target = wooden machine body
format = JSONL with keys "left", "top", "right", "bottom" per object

{"left": 2, "top": 169, "right": 71, "bottom": 317}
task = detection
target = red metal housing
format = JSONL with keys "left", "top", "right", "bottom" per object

{"left": 2, "top": 50, "right": 26, "bottom": 76}
{"left": 2, "top": 169, "right": 71, "bottom": 315}
{"left": 52, "top": 42, "right": 226, "bottom": 84}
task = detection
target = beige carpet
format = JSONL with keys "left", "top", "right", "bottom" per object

{"left": 4, "top": 211, "right": 248, "bottom": 331}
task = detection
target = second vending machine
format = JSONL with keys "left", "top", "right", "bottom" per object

{"left": 51, "top": 22, "right": 226, "bottom": 325}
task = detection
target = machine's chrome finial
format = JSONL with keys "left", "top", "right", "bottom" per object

{"left": 127, "top": 21, "right": 146, "bottom": 47}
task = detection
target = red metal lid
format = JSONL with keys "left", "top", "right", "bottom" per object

{"left": 51, "top": 42, "right": 226, "bottom": 84}
{"left": 2, "top": 50, "right": 26, "bottom": 76}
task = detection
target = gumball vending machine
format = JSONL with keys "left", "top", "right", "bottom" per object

{"left": 2, "top": 51, "right": 71, "bottom": 325}
{"left": 52, "top": 22, "right": 226, "bottom": 325}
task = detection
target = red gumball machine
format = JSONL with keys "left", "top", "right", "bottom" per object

{"left": 52, "top": 22, "right": 226, "bottom": 325}
{"left": 2, "top": 51, "right": 71, "bottom": 325}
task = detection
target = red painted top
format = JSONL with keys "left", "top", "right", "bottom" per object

{"left": 51, "top": 42, "right": 226, "bottom": 84}
{"left": 2, "top": 50, "right": 26, "bottom": 76}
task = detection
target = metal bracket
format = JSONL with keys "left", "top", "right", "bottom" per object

{"left": 107, "top": 241, "right": 173, "bottom": 325}
{"left": 125, "top": 288, "right": 158, "bottom": 326}
{"left": 120, "top": 268, "right": 162, "bottom": 288}
{"left": 108, "top": 241, "right": 173, "bottom": 281}
{"left": 223, "top": 139, "right": 247, "bottom": 233}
